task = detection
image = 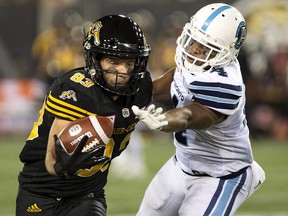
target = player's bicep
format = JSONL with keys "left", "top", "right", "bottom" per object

{"left": 185, "top": 102, "right": 226, "bottom": 129}
{"left": 153, "top": 67, "right": 175, "bottom": 101}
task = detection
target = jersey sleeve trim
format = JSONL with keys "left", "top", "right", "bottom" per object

{"left": 188, "top": 81, "right": 242, "bottom": 111}
{"left": 45, "top": 91, "right": 95, "bottom": 120}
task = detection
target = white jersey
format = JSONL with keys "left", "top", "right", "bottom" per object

{"left": 171, "top": 60, "right": 253, "bottom": 177}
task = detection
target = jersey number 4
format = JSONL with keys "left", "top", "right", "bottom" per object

{"left": 175, "top": 130, "right": 188, "bottom": 146}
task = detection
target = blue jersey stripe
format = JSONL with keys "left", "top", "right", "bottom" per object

{"left": 191, "top": 89, "right": 240, "bottom": 100}
{"left": 189, "top": 81, "right": 242, "bottom": 110}
{"left": 201, "top": 5, "right": 231, "bottom": 31}
{"left": 189, "top": 84, "right": 242, "bottom": 97}
{"left": 194, "top": 93, "right": 240, "bottom": 105}
{"left": 189, "top": 81, "right": 242, "bottom": 96}
{"left": 204, "top": 179, "right": 225, "bottom": 215}
{"left": 224, "top": 170, "right": 247, "bottom": 215}
{"left": 211, "top": 176, "right": 241, "bottom": 215}
{"left": 204, "top": 171, "right": 247, "bottom": 215}
{"left": 195, "top": 97, "right": 239, "bottom": 110}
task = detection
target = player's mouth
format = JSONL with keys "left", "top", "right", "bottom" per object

{"left": 187, "top": 56, "right": 195, "bottom": 63}
{"left": 186, "top": 55, "right": 205, "bottom": 66}
{"left": 110, "top": 83, "right": 127, "bottom": 90}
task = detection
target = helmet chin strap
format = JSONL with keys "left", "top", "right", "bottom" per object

{"left": 183, "top": 60, "right": 202, "bottom": 74}
{"left": 88, "top": 68, "right": 96, "bottom": 77}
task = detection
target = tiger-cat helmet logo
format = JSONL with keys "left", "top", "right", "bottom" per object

{"left": 88, "top": 21, "right": 103, "bottom": 46}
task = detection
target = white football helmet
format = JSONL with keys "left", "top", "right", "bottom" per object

{"left": 175, "top": 3, "right": 247, "bottom": 74}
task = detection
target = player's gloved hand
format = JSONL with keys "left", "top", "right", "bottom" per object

{"left": 53, "top": 135, "right": 110, "bottom": 177}
{"left": 132, "top": 104, "right": 168, "bottom": 131}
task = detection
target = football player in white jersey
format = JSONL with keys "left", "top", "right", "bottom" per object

{"left": 132, "top": 3, "right": 265, "bottom": 216}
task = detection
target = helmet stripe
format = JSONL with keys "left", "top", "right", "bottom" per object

{"left": 201, "top": 5, "right": 231, "bottom": 31}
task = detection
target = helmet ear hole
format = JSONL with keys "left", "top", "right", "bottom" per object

{"left": 108, "top": 37, "right": 117, "bottom": 47}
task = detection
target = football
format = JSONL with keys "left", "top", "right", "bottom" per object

{"left": 52, "top": 115, "right": 114, "bottom": 159}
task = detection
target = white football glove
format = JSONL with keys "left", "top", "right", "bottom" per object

{"left": 132, "top": 104, "right": 168, "bottom": 131}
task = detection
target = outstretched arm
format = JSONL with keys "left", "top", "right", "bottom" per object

{"left": 137, "top": 67, "right": 226, "bottom": 132}
{"left": 161, "top": 102, "right": 226, "bottom": 132}
{"left": 132, "top": 102, "right": 226, "bottom": 132}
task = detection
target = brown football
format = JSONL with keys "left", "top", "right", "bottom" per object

{"left": 52, "top": 115, "right": 114, "bottom": 159}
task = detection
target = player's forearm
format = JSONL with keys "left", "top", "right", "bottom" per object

{"left": 161, "top": 107, "right": 192, "bottom": 132}
{"left": 45, "top": 118, "right": 70, "bottom": 176}
{"left": 161, "top": 103, "right": 220, "bottom": 132}
{"left": 45, "top": 133, "right": 57, "bottom": 175}
{"left": 132, "top": 102, "right": 223, "bottom": 132}
{"left": 45, "top": 153, "right": 57, "bottom": 175}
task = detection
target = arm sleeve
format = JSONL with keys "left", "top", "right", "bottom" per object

{"left": 188, "top": 80, "right": 243, "bottom": 116}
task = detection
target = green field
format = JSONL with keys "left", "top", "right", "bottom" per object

{"left": 1, "top": 133, "right": 288, "bottom": 216}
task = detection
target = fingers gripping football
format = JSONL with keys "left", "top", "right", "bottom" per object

{"left": 132, "top": 104, "right": 168, "bottom": 131}
{"left": 54, "top": 135, "right": 110, "bottom": 177}
{"left": 53, "top": 116, "right": 114, "bottom": 177}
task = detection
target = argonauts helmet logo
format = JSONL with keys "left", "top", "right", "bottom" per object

{"left": 88, "top": 21, "right": 103, "bottom": 46}
{"left": 235, "top": 21, "right": 247, "bottom": 50}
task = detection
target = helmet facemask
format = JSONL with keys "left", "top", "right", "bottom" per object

{"left": 84, "top": 47, "right": 148, "bottom": 96}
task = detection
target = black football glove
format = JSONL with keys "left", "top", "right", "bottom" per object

{"left": 53, "top": 135, "right": 110, "bottom": 177}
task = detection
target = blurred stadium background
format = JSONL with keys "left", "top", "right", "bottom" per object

{"left": 0, "top": 0, "right": 288, "bottom": 215}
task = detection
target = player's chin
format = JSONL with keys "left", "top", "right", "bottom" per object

{"left": 113, "top": 83, "right": 128, "bottom": 90}
{"left": 105, "top": 82, "right": 129, "bottom": 92}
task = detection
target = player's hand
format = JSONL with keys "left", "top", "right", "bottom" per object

{"left": 132, "top": 104, "right": 168, "bottom": 131}
{"left": 53, "top": 135, "right": 110, "bottom": 177}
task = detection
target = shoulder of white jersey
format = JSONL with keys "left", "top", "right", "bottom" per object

{"left": 184, "top": 62, "right": 244, "bottom": 115}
